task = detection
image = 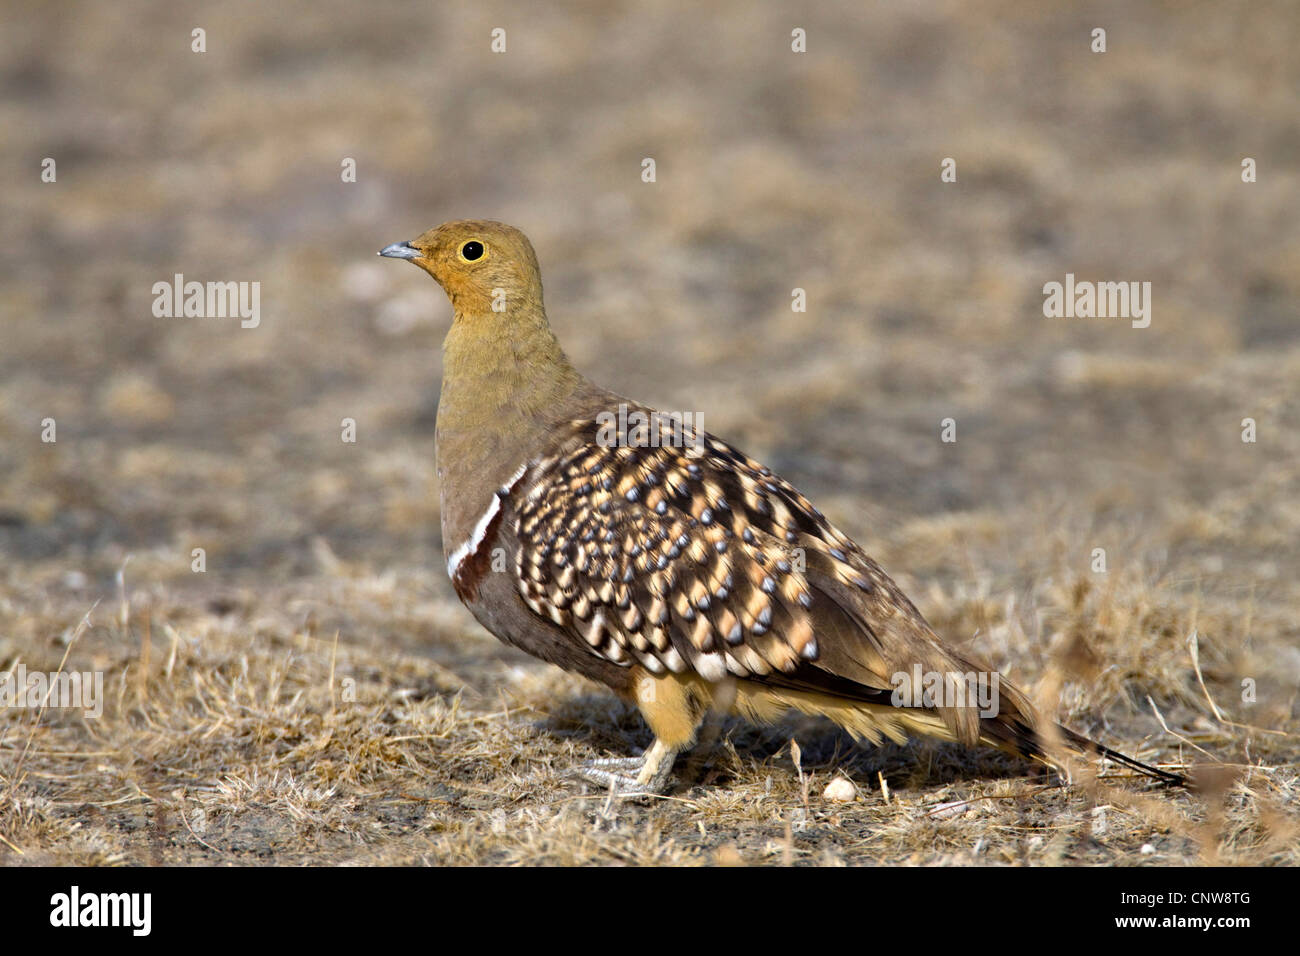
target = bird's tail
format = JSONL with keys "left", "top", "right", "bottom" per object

{"left": 982, "top": 714, "right": 1186, "bottom": 787}
{"left": 1054, "top": 723, "right": 1187, "bottom": 786}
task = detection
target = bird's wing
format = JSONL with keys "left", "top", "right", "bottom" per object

{"left": 509, "top": 411, "right": 1033, "bottom": 746}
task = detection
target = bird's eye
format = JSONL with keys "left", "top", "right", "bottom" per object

{"left": 460, "top": 240, "right": 485, "bottom": 262}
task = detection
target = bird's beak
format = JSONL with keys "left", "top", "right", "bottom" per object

{"left": 378, "top": 241, "right": 422, "bottom": 260}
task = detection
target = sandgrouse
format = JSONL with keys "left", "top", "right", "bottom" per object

{"left": 379, "top": 220, "right": 1183, "bottom": 796}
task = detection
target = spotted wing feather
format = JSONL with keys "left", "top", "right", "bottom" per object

{"left": 511, "top": 411, "right": 1028, "bottom": 745}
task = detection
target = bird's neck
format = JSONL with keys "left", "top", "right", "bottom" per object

{"left": 435, "top": 307, "right": 587, "bottom": 541}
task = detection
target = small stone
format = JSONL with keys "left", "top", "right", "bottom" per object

{"left": 822, "top": 777, "right": 857, "bottom": 803}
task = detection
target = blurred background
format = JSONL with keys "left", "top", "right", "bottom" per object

{"left": 0, "top": 0, "right": 1297, "bottom": 863}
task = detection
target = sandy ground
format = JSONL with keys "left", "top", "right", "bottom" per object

{"left": 1, "top": 0, "right": 1297, "bottom": 865}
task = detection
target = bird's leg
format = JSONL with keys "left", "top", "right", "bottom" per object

{"left": 574, "top": 738, "right": 679, "bottom": 796}
{"left": 636, "top": 738, "right": 679, "bottom": 791}
{"left": 573, "top": 671, "right": 705, "bottom": 796}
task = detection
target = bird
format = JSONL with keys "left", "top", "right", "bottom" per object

{"left": 378, "top": 219, "right": 1184, "bottom": 796}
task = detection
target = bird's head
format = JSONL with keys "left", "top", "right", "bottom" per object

{"left": 379, "top": 219, "right": 544, "bottom": 318}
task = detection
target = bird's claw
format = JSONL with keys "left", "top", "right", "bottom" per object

{"left": 572, "top": 745, "right": 676, "bottom": 797}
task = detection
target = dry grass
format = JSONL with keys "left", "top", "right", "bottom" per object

{"left": 2, "top": 552, "right": 1295, "bottom": 866}
{"left": 2, "top": 0, "right": 1299, "bottom": 865}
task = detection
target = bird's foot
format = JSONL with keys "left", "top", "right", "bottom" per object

{"left": 574, "top": 763, "right": 662, "bottom": 797}
{"left": 573, "top": 741, "right": 677, "bottom": 797}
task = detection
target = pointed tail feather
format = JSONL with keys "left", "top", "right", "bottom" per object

{"left": 1054, "top": 723, "right": 1187, "bottom": 787}
{"left": 981, "top": 715, "right": 1186, "bottom": 786}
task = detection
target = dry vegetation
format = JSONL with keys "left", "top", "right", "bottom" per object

{"left": 2, "top": 0, "right": 1298, "bottom": 865}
